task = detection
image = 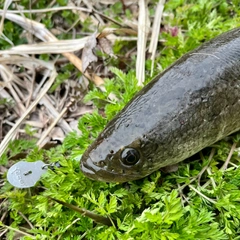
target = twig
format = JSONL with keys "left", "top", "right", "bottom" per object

{"left": 221, "top": 142, "right": 237, "bottom": 170}
{"left": 92, "top": 8, "right": 127, "bottom": 28}
{"left": 50, "top": 197, "right": 117, "bottom": 227}
{"left": 1, "top": 224, "right": 35, "bottom": 239}
{"left": 25, "top": 69, "right": 36, "bottom": 108}
{"left": 18, "top": 212, "right": 34, "bottom": 229}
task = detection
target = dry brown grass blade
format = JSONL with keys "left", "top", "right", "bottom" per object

{"left": 0, "top": 39, "right": 88, "bottom": 55}
{"left": 0, "top": 55, "right": 55, "bottom": 69}
{"left": 149, "top": 0, "right": 165, "bottom": 76}
{"left": 0, "top": 12, "right": 104, "bottom": 86}
{"left": 136, "top": 0, "right": 150, "bottom": 86}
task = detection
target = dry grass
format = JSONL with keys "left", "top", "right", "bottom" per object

{"left": 0, "top": 1, "right": 165, "bottom": 158}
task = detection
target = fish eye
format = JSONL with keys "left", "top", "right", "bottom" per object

{"left": 120, "top": 148, "right": 140, "bottom": 166}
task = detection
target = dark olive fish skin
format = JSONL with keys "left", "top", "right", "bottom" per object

{"left": 81, "top": 28, "right": 240, "bottom": 182}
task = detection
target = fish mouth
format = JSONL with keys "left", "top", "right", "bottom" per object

{"left": 80, "top": 156, "right": 143, "bottom": 183}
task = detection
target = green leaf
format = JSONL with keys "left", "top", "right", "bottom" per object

{"left": 106, "top": 195, "right": 117, "bottom": 214}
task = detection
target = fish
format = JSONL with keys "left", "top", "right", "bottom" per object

{"left": 80, "top": 27, "right": 240, "bottom": 182}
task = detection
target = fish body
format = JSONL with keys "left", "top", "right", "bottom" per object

{"left": 81, "top": 28, "right": 240, "bottom": 182}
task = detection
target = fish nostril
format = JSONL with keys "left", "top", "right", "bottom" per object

{"left": 94, "top": 160, "right": 106, "bottom": 167}
{"left": 99, "top": 161, "right": 106, "bottom": 167}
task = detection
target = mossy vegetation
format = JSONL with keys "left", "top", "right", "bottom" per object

{"left": 1, "top": 0, "right": 240, "bottom": 239}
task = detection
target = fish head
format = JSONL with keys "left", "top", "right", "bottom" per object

{"left": 80, "top": 119, "right": 158, "bottom": 182}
